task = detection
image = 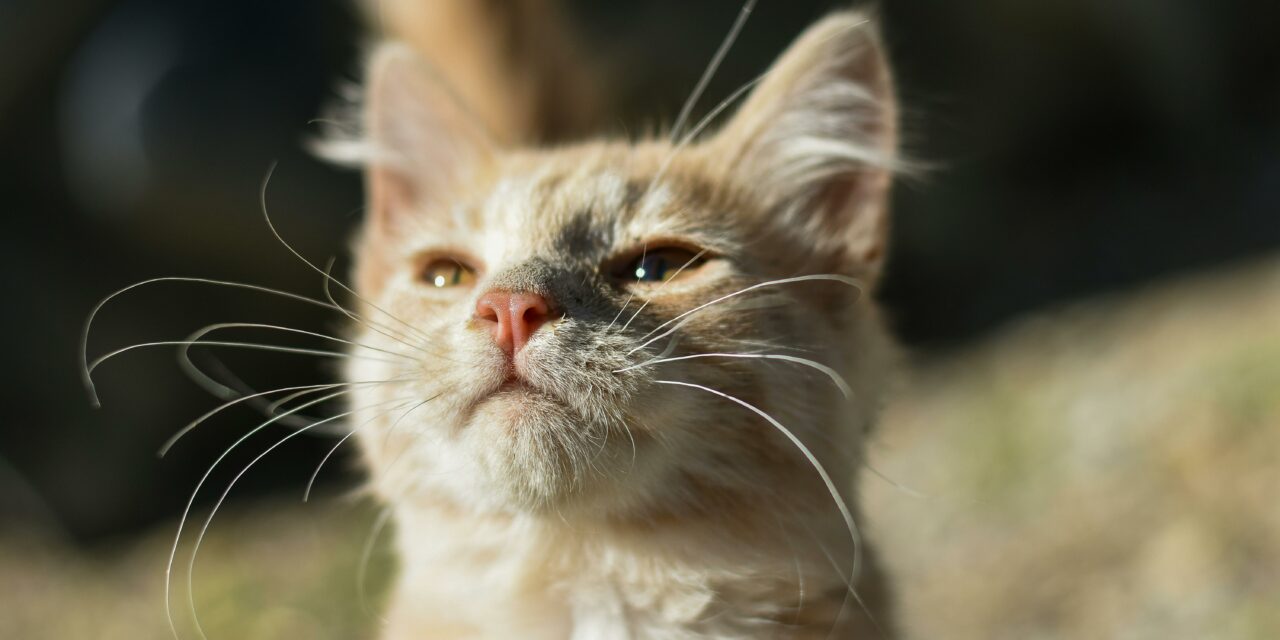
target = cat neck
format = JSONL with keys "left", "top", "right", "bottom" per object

{"left": 380, "top": 492, "right": 890, "bottom": 638}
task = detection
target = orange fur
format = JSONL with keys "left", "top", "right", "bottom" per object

{"left": 331, "top": 4, "right": 902, "bottom": 637}
{"left": 359, "top": 0, "right": 600, "bottom": 144}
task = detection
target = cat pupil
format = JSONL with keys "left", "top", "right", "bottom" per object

{"left": 636, "top": 256, "right": 668, "bottom": 282}
{"left": 424, "top": 260, "right": 471, "bottom": 288}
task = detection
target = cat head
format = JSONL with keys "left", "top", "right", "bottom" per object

{"left": 338, "top": 12, "right": 899, "bottom": 523}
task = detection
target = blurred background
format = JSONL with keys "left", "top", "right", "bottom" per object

{"left": 1, "top": 0, "right": 1277, "bottom": 637}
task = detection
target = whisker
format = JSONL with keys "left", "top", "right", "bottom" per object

{"left": 619, "top": 249, "right": 708, "bottom": 332}
{"left": 653, "top": 379, "right": 873, "bottom": 629}
{"left": 605, "top": 293, "right": 635, "bottom": 333}
{"left": 374, "top": 382, "right": 468, "bottom": 484}
{"left": 266, "top": 384, "right": 341, "bottom": 416}
{"left": 87, "top": 339, "right": 402, "bottom": 385}
{"left": 768, "top": 509, "right": 808, "bottom": 628}
{"left": 300, "top": 410, "right": 382, "bottom": 503}
{"left": 258, "top": 162, "right": 432, "bottom": 345}
{"left": 792, "top": 511, "right": 863, "bottom": 639}
{"left": 379, "top": 392, "right": 443, "bottom": 456}
{"left": 303, "top": 392, "right": 441, "bottom": 505}
{"left": 176, "top": 322, "right": 418, "bottom": 404}
{"left": 618, "top": 353, "right": 852, "bottom": 398}
{"left": 358, "top": 505, "right": 395, "bottom": 619}
{"left": 158, "top": 377, "right": 411, "bottom": 457}
{"left": 318, "top": 257, "right": 458, "bottom": 363}
{"left": 194, "top": 322, "right": 414, "bottom": 361}
{"left": 80, "top": 276, "right": 421, "bottom": 406}
{"left": 620, "top": 420, "right": 639, "bottom": 474}
{"left": 184, "top": 394, "right": 414, "bottom": 638}
{"left": 640, "top": 3, "right": 778, "bottom": 213}
{"left": 177, "top": 354, "right": 331, "bottom": 429}
{"left": 668, "top": 0, "right": 757, "bottom": 142}
{"left": 650, "top": 74, "right": 764, "bottom": 190}
{"left": 164, "top": 386, "right": 366, "bottom": 640}
{"left": 628, "top": 274, "right": 862, "bottom": 355}
{"left": 863, "top": 462, "right": 930, "bottom": 501}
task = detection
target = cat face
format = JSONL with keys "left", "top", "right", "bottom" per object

{"left": 341, "top": 14, "right": 898, "bottom": 521}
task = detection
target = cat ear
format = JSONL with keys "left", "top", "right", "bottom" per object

{"left": 709, "top": 12, "right": 898, "bottom": 279}
{"left": 362, "top": 43, "right": 495, "bottom": 233}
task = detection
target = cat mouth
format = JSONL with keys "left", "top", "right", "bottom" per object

{"left": 467, "top": 372, "right": 556, "bottom": 413}
{"left": 497, "top": 377, "right": 532, "bottom": 393}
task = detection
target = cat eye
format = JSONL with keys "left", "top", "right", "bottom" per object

{"left": 618, "top": 247, "right": 707, "bottom": 284}
{"left": 421, "top": 258, "right": 477, "bottom": 288}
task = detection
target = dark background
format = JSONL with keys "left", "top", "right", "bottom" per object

{"left": 2, "top": 0, "right": 1277, "bottom": 543}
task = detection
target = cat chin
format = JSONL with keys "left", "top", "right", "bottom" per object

{"left": 446, "top": 388, "right": 664, "bottom": 515}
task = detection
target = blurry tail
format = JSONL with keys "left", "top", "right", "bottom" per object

{"left": 360, "top": 0, "right": 599, "bottom": 144}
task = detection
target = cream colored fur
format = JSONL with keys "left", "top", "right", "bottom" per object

{"left": 329, "top": 3, "right": 902, "bottom": 637}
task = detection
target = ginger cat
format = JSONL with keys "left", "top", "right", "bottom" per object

{"left": 326, "top": 1, "right": 903, "bottom": 637}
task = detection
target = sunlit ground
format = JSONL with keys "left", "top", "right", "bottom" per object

{"left": 4, "top": 258, "right": 1277, "bottom": 639}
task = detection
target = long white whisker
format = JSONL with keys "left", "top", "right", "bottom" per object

{"left": 319, "top": 257, "right": 459, "bottom": 364}
{"left": 651, "top": 73, "right": 764, "bottom": 189}
{"left": 301, "top": 424, "right": 366, "bottom": 503}
{"left": 669, "top": 0, "right": 757, "bottom": 142}
{"left": 791, "top": 511, "right": 874, "bottom": 639}
{"left": 178, "top": 354, "right": 327, "bottom": 429}
{"left": 379, "top": 391, "right": 443, "bottom": 456}
{"left": 88, "top": 340, "right": 401, "bottom": 383}
{"left": 185, "top": 395, "right": 412, "bottom": 638}
{"left": 258, "top": 162, "right": 431, "bottom": 344}
{"left": 629, "top": 274, "right": 862, "bottom": 355}
{"left": 81, "top": 276, "right": 407, "bottom": 407}
{"left": 375, "top": 383, "right": 470, "bottom": 484}
{"left": 653, "top": 379, "right": 869, "bottom": 625}
{"left": 307, "top": 394, "right": 434, "bottom": 503}
{"left": 864, "top": 462, "right": 930, "bottom": 500}
{"left": 358, "top": 505, "right": 395, "bottom": 619}
{"left": 265, "top": 384, "right": 341, "bottom": 416}
{"left": 605, "top": 293, "right": 635, "bottom": 333}
{"left": 619, "top": 249, "right": 708, "bottom": 332}
{"left": 176, "top": 322, "right": 417, "bottom": 403}
{"left": 619, "top": 353, "right": 852, "bottom": 398}
{"left": 766, "top": 509, "right": 807, "bottom": 628}
{"left": 195, "top": 322, "right": 413, "bottom": 361}
{"left": 158, "top": 378, "right": 409, "bottom": 457}
{"left": 165, "top": 387, "right": 363, "bottom": 640}
{"left": 807, "top": 508, "right": 891, "bottom": 639}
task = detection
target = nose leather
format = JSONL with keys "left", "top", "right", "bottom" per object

{"left": 473, "top": 290, "right": 557, "bottom": 358}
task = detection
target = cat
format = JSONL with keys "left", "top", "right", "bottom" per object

{"left": 325, "top": 1, "right": 903, "bottom": 637}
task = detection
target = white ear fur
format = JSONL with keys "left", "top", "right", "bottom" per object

{"left": 712, "top": 12, "right": 898, "bottom": 276}
{"left": 360, "top": 43, "right": 495, "bottom": 233}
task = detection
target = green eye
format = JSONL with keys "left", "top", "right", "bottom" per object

{"left": 421, "top": 258, "right": 477, "bottom": 288}
{"left": 622, "top": 247, "right": 706, "bottom": 284}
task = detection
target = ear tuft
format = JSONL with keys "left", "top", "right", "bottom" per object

{"left": 316, "top": 43, "right": 496, "bottom": 235}
{"left": 711, "top": 12, "right": 899, "bottom": 279}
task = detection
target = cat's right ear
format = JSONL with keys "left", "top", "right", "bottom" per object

{"left": 704, "top": 12, "right": 898, "bottom": 282}
{"left": 361, "top": 44, "right": 495, "bottom": 234}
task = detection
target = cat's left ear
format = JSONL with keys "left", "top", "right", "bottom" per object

{"left": 360, "top": 43, "right": 496, "bottom": 235}
{"left": 709, "top": 12, "right": 898, "bottom": 280}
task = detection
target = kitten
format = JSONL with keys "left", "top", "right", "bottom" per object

{"left": 330, "top": 1, "right": 902, "bottom": 637}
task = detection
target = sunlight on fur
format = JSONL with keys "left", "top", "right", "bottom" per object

{"left": 326, "top": 2, "right": 902, "bottom": 637}
{"left": 82, "top": 1, "right": 905, "bottom": 637}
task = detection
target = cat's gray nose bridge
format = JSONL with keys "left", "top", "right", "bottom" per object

{"left": 483, "top": 258, "right": 585, "bottom": 312}
{"left": 485, "top": 259, "right": 557, "bottom": 297}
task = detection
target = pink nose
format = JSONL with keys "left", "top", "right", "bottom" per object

{"left": 474, "top": 291, "right": 557, "bottom": 358}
